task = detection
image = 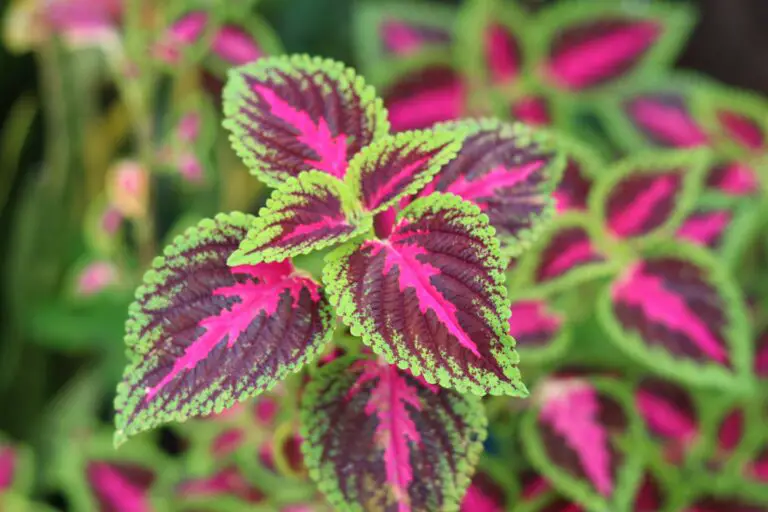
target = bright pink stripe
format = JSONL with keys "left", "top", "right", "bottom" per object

{"left": 712, "top": 162, "right": 759, "bottom": 195}
{"left": 373, "top": 241, "right": 480, "bottom": 356}
{"left": 461, "top": 484, "right": 503, "bottom": 512}
{"left": 145, "top": 263, "right": 318, "bottom": 401}
{"left": 485, "top": 24, "right": 518, "bottom": 83}
{"left": 750, "top": 457, "right": 768, "bottom": 482}
{"left": 0, "top": 447, "right": 15, "bottom": 489}
{"left": 676, "top": 211, "right": 730, "bottom": 245}
{"left": 381, "top": 21, "right": 426, "bottom": 55}
{"left": 718, "top": 110, "right": 765, "bottom": 150}
{"left": 387, "top": 80, "right": 464, "bottom": 132}
{"left": 630, "top": 99, "right": 708, "bottom": 147}
{"left": 613, "top": 266, "right": 728, "bottom": 363}
{"left": 547, "top": 22, "right": 659, "bottom": 89}
{"left": 543, "top": 239, "right": 594, "bottom": 278}
{"left": 541, "top": 385, "right": 613, "bottom": 496}
{"left": 365, "top": 156, "right": 430, "bottom": 210}
{"left": 252, "top": 85, "right": 348, "bottom": 177}
{"left": 89, "top": 463, "right": 151, "bottom": 512}
{"left": 636, "top": 390, "right": 697, "bottom": 441}
{"left": 212, "top": 26, "right": 262, "bottom": 65}
{"left": 608, "top": 174, "right": 676, "bottom": 237}
{"left": 445, "top": 162, "right": 544, "bottom": 207}
{"left": 282, "top": 216, "right": 348, "bottom": 241}
{"left": 509, "top": 301, "right": 561, "bottom": 338}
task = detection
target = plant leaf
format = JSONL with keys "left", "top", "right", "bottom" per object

{"left": 553, "top": 134, "right": 601, "bottom": 212}
{"left": 599, "top": 241, "right": 753, "bottom": 391}
{"left": 114, "top": 213, "right": 334, "bottom": 445}
{"left": 223, "top": 55, "right": 390, "bottom": 186}
{"left": 590, "top": 150, "right": 710, "bottom": 242}
{"left": 521, "top": 377, "right": 645, "bottom": 510}
{"left": 699, "top": 84, "right": 768, "bottom": 154}
{"left": 0, "top": 438, "right": 31, "bottom": 496}
{"left": 508, "top": 299, "right": 570, "bottom": 365}
{"left": 301, "top": 355, "right": 487, "bottom": 511}
{"left": 228, "top": 171, "right": 372, "bottom": 266}
{"left": 704, "top": 160, "right": 760, "bottom": 197}
{"left": 324, "top": 193, "right": 526, "bottom": 396}
{"left": 345, "top": 129, "right": 466, "bottom": 214}
{"left": 535, "top": 1, "right": 695, "bottom": 92}
{"left": 419, "top": 118, "right": 565, "bottom": 256}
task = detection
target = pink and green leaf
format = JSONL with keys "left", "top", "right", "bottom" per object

{"left": 508, "top": 298, "right": 570, "bottom": 365}
{"left": 460, "top": 473, "right": 507, "bottom": 512}
{"left": 301, "top": 355, "right": 487, "bottom": 511}
{"left": 223, "top": 55, "right": 390, "bottom": 187}
{"left": 590, "top": 150, "right": 710, "bottom": 242}
{"left": 419, "top": 118, "right": 566, "bottom": 256}
{"left": 345, "top": 128, "right": 467, "bottom": 214}
{"left": 323, "top": 193, "right": 526, "bottom": 397}
{"left": 599, "top": 241, "right": 754, "bottom": 391}
{"left": 114, "top": 213, "right": 334, "bottom": 445}
{"left": 534, "top": 1, "right": 695, "bottom": 93}
{"left": 704, "top": 160, "right": 760, "bottom": 197}
{"left": 0, "top": 439, "right": 32, "bottom": 496}
{"left": 175, "top": 466, "right": 266, "bottom": 507}
{"left": 698, "top": 84, "right": 768, "bottom": 154}
{"left": 521, "top": 377, "right": 645, "bottom": 511}
{"left": 228, "top": 172, "right": 372, "bottom": 266}
{"left": 552, "top": 134, "right": 602, "bottom": 211}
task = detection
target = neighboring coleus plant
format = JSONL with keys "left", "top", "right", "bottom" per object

{"left": 115, "top": 54, "right": 566, "bottom": 509}
{"left": 354, "top": 0, "right": 695, "bottom": 131}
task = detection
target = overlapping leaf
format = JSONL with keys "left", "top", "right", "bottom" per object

{"left": 599, "top": 242, "right": 753, "bottom": 390}
{"left": 590, "top": 150, "right": 710, "bottom": 242}
{"left": 417, "top": 118, "right": 565, "bottom": 255}
{"left": 521, "top": 378, "right": 644, "bottom": 511}
{"left": 223, "top": 55, "right": 390, "bottom": 186}
{"left": 534, "top": 2, "right": 695, "bottom": 93}
{"left": 115, "top": 213, "right": 334, "bottom": 444}
{"left": 324, "top": 193, "right": 526, "bottom": 396}
{"left": 301, "top": 355, "right": 486, "bottom": 511}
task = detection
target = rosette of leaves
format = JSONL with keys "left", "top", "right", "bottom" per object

{"left": 114, "top": 54, "right": 567, "bottom": 510}
{"left": 352, "top": 0, "right": 696, "bottom": 131}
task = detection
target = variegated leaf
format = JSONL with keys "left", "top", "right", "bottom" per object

{"left": 699, "top": 84, "right": 768, "bottom": 154}
{"left": 301, "top": 355, "right": 486, "bottom": 512}
{"left": 223, "top": 55, "right": 390, "bottom": 186}
{"left": 324, "top": 193, "right": 526, "bottom": 396}
{"left": 599, "top": 242, "right": 753, "bottom": 391}
{"left": 509, "top": 298, "right": 570, "bottom": 364}
{"left": 419, "top": 118, "right": 565, "bottom": 256}
{"left": 228, "top": 171, "right": 372, "bottom": 266}
{"left": 115, "top": 213, "right": 334, "bottom": 444}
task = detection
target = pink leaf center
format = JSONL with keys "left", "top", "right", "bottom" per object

{"left": 444, "top": 161, "right": 544, "bottom": 209}
{"left": 636, "top": 390, "right": 697, "bottom": 441}
{"left": 630, "top": 99, "right": 708, "bottom": 147}
{"left": 508, "top": 301, "right": 561, "bottom": 338}
{"left": 677, "top": 211, "right": 730, "bottom": 245}
{"left": 608, "top": 174, "right": 677, "bottom": 237}
{"left": 485, "top": 24, "right": 518, "bottom": 84}
{"left": 88, "top": 463, "right": 152, "bottom": 512}
{"left": 0, "top": 447, "right": 15, "bottom": 490}
{"left": 718, "top": 110, "right": 765, "bottom": 150}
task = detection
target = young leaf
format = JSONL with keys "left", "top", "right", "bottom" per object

{"left": 521, "top": 378, "right": 644, "bottom": 511}
{"left": 590, "top": 150, "right": 710, "bottom": 242}
{"left": 510, "top": 95, "right": 553, "bottom": 127}
{"left": 599, "top": 241, "right": 753, "bottom": 391}
{"left": 228, "top": 171, "right": 372, "bottom": 266}
{"left": 223, "top": 55, "right": 390, "bottom": 186}
{"left": 345, "top": 129, "right": 466, "bottom": 214}
{"left": 383, "top": 66, "right": 466, "bottom": 132}
{"left": 324, "top": 193, "right": 526, "bottom": 396}
{"left": 0, "top": 439, "right": 31, "bottom": 496}
{"left": 705, "top": 160, "right": 760, "bottom": 197}
{"left": 114, "top": 213, "right": 334, "bottom": 445}
{"left": 301, "top": 355, "right": 487, "bottom": 511}
{"left": 534, "top": 1, "right": 695, "bottom": 92}
{"left": 419, "top": 118, "right": 565, "bottom": 256}
{"left": 699, "top": 84, "right": 768, "bottom": 154}
{"left": 508, "top": 299, "right": 570, "bottom": 365}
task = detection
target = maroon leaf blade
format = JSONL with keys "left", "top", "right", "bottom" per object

{"left": 418, "top": 118, "right": 566, "bottom": 256}
{"left": 301, "top": 355, "right": 487, "bottom": 511}
{"left": 115, "top": 213, "right": 334, "bottom": 445}
{"left": 599, "top": 242, "right": 753, "bottom": 391}
{"left": 324, "top": 193, "right": 526, "bottom": 396}
{"left": 223, "top": 55, "right": 390, "bottom": 186}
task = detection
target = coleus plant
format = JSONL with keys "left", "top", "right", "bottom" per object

{"left": 114, "top": 54, "right": 567, "bottom": 510}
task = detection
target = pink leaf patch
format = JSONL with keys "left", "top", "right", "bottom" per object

{"left": 176, "top": 466, "right": 265, "bottom": 504}
{"left": 484, "top": 23, "right": 521, "bottom": 85}
{"left": 533, "top": 223, "right": 606, "bottom": 286}
{"left": 301, "top": 355, "right": 486, "bottom": 512}
{"left": 323, "top": 194, "right": 526, "bottom": 396}
{"left": 460, "top": 473, "right": 506, "bottom": 512}
{"left": 0, "top": 444, "right": 17, "bottom": 491}
{"left": 384, "top": 67, "right": 466, "bottom": 132}
{"left": 715, "top": 108, "right": 766, "bottom": 152}
{"left": 705, "top": 161, "right": 760, "bottom": 197}
{"left": 87, "top": 461, "right": 155, "bottom": 512}
{"left": 685, "top": 496, "right": 767, "bottom": 512}
{"left": 755, "top": 330, "right": 768, "bottom": 379}
{"left": 420, "top": 119, "right": 564, "bottom": 255}
{"left": 115, "top": 213, "right": 333, "bottom": 444}
{"left": 509, "top": 300, "right": 566, "bottom": 357}
{"left": 603, "top": 246, "right": 751, "bottom": 389}
{"left": 676, "top": 209, "right": 732, "bottom": 250}
{"left": 635, "top": 377, "right": 698, "bottom": 463}
{"left": 511, "top": 95, "right": 552, "bottom": 127}
{"left": 223, "top": 55, "right": 389, "bottom": 186}
{"left": 380, "top": 19, "right": 452, "bottom": 56}
{"left": 624, "top": 92, "right": 708, "bottom": 148}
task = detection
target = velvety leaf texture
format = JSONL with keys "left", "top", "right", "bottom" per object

{"left": 537, "top": 2, "right": 695, "bottom": 92}
{"left": 301, "top": 355, "right": 486, "bottom": 512}
{"left": 114, "top": 213, "right": 333, "bottom": 445}
{"left": 324, "top": 193, "right": 527, "bottom": 397}
{"left": 522, "top": 378, "right": 644, "bottom": 511}
{"left": 228, "top": 171, "right": 372, "bottom": 266}
{"left": 346, "top": 129, "right": 467, "bottom": 214}
{"left": 591, "top": 150, "right": 709, "bottom": 241}
{"left": 420, "top": 118, "right": 565, "bottom": 256}
{"left": 600, "top": 242, "right": 753, "bottom": 391}
{"left": 223, "top": 55, "right": 390, "bottom": 186}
